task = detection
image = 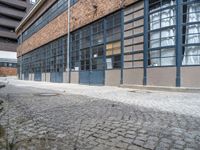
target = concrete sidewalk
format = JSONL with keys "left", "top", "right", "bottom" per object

{"left": 121, "top": 84, "right": 200, "bottom": 93}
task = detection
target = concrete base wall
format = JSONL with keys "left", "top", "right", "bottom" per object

{"left": 181, "top": 66, "right": 200, "bottom": 88}
{"left": 22, "top": 74, "right": 24, "bottom": 80}
{"left": 24, "top": 74, "right": 29, "bottom": 80}
{"left": 28, "top": 74, "right": 32, "bottom": 80}
{"left": 105, "top": 70, "right": 121, "bottom": 86}
{"left": 70, "top": 72, "right": 79, "bottom": 84}
{"left": 42, "top": 73, "right": 46, "bottom": 82}
{"left": 63, "top": 72, "right": 69, "bottom": 83}
{"left": 123, "top": 68, "right": 143, "bottom": 85}
{"left": 147, "top": 67, "right": 176, "bottom": 87}
{"left": 18, "top": 67, "right": 200, "bottom": 88}
{"left": 46, "top": 73, "right": 50, "bottom": 82}
{"left": 31, "top": 74, "right": 34, "bottom": 81}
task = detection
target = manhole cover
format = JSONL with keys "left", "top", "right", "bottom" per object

{"left": 38, "top": 93, "right": 60, "bottom": 96}
{"left": 0, "top": 84, "right": 5, "bottom": 89}
{"left": 129, "top": 90, "right": 152, "bottom": 93}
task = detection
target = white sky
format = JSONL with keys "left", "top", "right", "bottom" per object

{"left": 0, "top": 51, "right": 17, "bottom": 59}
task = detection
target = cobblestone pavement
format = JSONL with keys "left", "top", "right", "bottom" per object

{"left": 0, "top": 80, "right": 200, "bottom": 149}
{"left": 1, "top": 77, "right": 200, "bottom": 118}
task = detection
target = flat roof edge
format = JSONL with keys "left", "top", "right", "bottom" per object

{"left": 15, "top": 0, "right": 45, "bottom": 33}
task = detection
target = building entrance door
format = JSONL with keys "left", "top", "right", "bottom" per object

{"left": 34, "top": 63, "right": 41, "bottom": 81}
{"left": 24, "top": 71, "right": 29, "bottom": 80}
{"left": 79, "top": 45, "right": 104, "bottom": 85}
{"left": 50, "top": 57, "right": 63, "bottom": 83}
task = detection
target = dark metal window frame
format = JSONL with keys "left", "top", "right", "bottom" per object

{"left": 147, "top": 0, "right": 177, "bottom": 67}
{"left": 18, "top": 10, "right": 123, "bottom": 82}
{"left": 181, "top": 0, "right": 200, "bottom": 66}
{"left": 105, "top": 12, "right": 122, "bottom": 70}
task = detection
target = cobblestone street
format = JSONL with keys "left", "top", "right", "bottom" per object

{"left": 0, "top": 78, "right": 200, "bottom": 150}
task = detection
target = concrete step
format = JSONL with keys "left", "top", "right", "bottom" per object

{"left": 120, "top": 84, "right": 200, "bottom": 93}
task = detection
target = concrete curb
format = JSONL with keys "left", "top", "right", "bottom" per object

{"left": 120, "top": 84, "right": 200, "bottom": 93}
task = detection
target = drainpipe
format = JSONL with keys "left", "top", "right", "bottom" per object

{"left": 143, "top": 0, "right": 148, "bottom": 86}
{"left": 67, "top": 0, "right": 71, "bottom": 83}
{"left": 20, "top": 55, "right": 23, "bottom": 80}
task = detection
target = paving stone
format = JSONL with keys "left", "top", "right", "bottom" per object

{"left": 175, "top": 140, "right": 186, "bottom": 146}
{"left": 128, "top": 145, "right": 146, "bottom": 150}
{"left": 125, "top": 133, "right": 136, "bottom": 139}
{"left": 184, "top": 148, "right": 196, "bottom": 150}
{"left": 127, "top": 130, "right": 136, "bottom": 135}
{"left": 133, "top": 139, "right": 145, "bottom": 147}
{"left": 108, "top": 133, "right": 118, "bottom": 138}
{"left": 115, "top": 141, "right": 129, "bottom": 149}
{"left": 160, "top": 138, "right": 172, "bottom": 144}
{"left": 143, "top": 143, "right": 156, "bottom": 150}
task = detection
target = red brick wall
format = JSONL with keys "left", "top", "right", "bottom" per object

{"left": 17, "top": 0, "right": 138, "bottom": 57}
{"left": 0, "top": 67, "right": 17, "bottom": 76}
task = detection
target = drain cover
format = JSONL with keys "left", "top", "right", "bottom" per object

{"left": 129, "top": 90, "right": 152, "bottom": 93}
{"left": 38, "top": 93, "right": 60, "bottom": 96}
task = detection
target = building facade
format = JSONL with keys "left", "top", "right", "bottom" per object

{"left": 0, "top": 0, "right": 35, "bottom": 76}
{"left": 16, "top": 0, "right": 200, "bottom": 87}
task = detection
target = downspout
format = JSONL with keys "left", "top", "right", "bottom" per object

{"left": 176, "top": 0, "right": 182, "bottom": 87}
{"left": 20, "top": 55, "right": 23, "bottom": 80}
{"left": 67, "top": 0, "right": 71, "bottom": 83}
{"left": 143, "top": 0, "right": 148, "bottom": 86}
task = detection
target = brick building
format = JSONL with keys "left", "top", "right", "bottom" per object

{"left": 0, "top": 0, "right": 35, "bottom": 76}
{"left": 16, "top": 0, "right": 200, "bottom": 87}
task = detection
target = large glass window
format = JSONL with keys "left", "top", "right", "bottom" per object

{"left": 148, "top": 0, "right": 176, "bottom": 66}
{"left": 182, "top": 0, "right": 200, "bottom": 65}
{"left": 19, "top": 10, "right": 123, "bottom": 78}
{"left": 91, "top": 20, "right": 105, "bottom": 70}
{"left": 79, "top": 26, "right": 91, "bottom": 71}
{"left": 80, "top": 27, "right": 90, "bottom": 49}
{"left": 80, "top": 48, "right": 90, "bottom": 71}
{"left": 105, "top": 12, "right": 122, "bottom": 69}
{"left": 19, "top": 36, "right": 67, "bottom": 75}
{"left": 92, "top": 45, "right": 104, "bottom": 70}
{"left": 49, "top": 39, "right": 64, "bottom": 73}
{"left": 0, "top": 62, "right": 17, "bottom": 68}
{"left": 92, "top": 20, "right": 104, "bottom": 46}
{"left": 71, "top": 32, "right": 80, "bottom": 71}
{"left": 106, "top": 12, "right": 121, "bottom": 42}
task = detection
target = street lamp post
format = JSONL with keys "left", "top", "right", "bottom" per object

{"left": 67, "top": 0, "right": 70, "bottom": 83}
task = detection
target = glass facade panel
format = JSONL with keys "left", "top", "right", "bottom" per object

{"left": 182, "top": 1, "right": 200, "bottom": 65}
{"left": 148, "top": 0, "right": 176, "bottom": 67}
